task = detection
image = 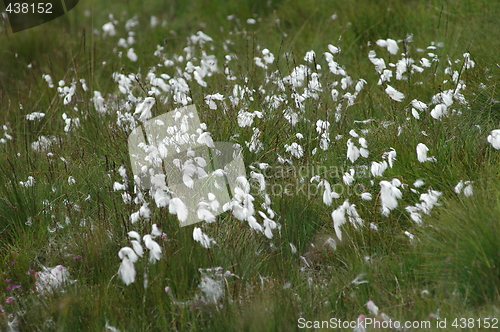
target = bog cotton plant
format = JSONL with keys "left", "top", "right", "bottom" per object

{"left": 331, "top": 200, "right": 364, "bottom": 241}
{"left": 118, "top": 247, "right": 138, "bottom": 285}
{"left": 454, "top": 180, "right": 473, "bottom": 197}
{"left": 193, "top": 227, "right": 216, "bottom": 248}
{"left": 379, "top": 179, "right": 403, "bottom": 217}
{"left": 35, "top": 265, "right": 75, "bottom": 294}
{"left": 195, "top": 267, "right": 239, "bottom": 305}
{"left": 416, "top": 143, "right": 436, "bottom": 162}
{"left": 118, "top": 225, "right": 163, "bottom": 285}
{"left": 487, "top": 129, "right": 500, "bottom": 149}
{"left": 385, "top": 85, "right": 405, "bottom": 102}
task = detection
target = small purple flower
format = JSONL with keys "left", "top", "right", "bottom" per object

{"left": 10, "top": 261, "right": 16, "bottom": 266}
{"left": 72, "top": 255, "right": 82, "bottom": 260}
{"left": 28, "top": 269, "right": 35, "bottom": 274}
{"left": 5, "top": 279, "right": 12, "bottom": 283}
{"left": 5, "top": 297, "right": 15, "bottom": 304}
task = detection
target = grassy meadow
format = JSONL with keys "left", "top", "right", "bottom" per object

{"left": 1, "top": 0, "right": 500, "bottom": 330}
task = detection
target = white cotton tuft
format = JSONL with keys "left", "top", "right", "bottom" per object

{"left": 385, "top": 85, "right": 404, "bottom": 102}
{"left": 412, "top": 108, "right": 420, "bottom": 119}
{"left": 127, "top": 48, "right": 138, "bottom": 62}
{"left": 376, "top": 39, "right": 388, "bottom": 48}
{"left": 247, "top": 216, "right": 263, "bottom": 233}
{"left": 413, "top": 179, "right": 425, "bottom": 188}
{"left": 487, "top": 129, "right": 500, "bottom": 149}
{"left": 130, "top": 211, "right": 140, "bottom": 224}
{"left": 361, "top": 192, "right": 372, "bottom": 200}
{"left": 331, "top": 202, "right": 349, "bottom": 241}
{"left": 379, "top": 180, "right": 402, "bottom": 216}
{"left": 118, "top": 257, "right": 136, "bottom": 285}
{"left": 143, "top": 234, "right": 162, "bottom": 263}
{"left": 416, "top": 143, "right": 436, "bottom": 162}
{"left": 193, "top": 227, "right": 216, "bottom": 248}
{"left": 130, "top": 239, "right": 143, "bottom": 257}
{"left": 376, "top": 39, "right": 398, "bottom": 54}
{"left": 250, "top": 171, "right": 266, "bottom": 191}
{"left": 197, "top": 132, "right": 215, "bottom": 148}
{"left": 371, "top": 161, "right": 388, "bottom": 177}
{"left": 119, "top": 247, "right": 139, "bottom": 263}
{"left": 105, "top": 321, "right": 121, "bottom": 332}
{"left": 133, "top": 97, "right": 155, "bottom": 121}
{"left": 343, "top": 169, "right": 355, "bottom": 186}
{"left": 197, "top": 205, "right": 216, "bottom": 223}
{"left": 455, "top": 180, "right": 473, "bottom": 197}
{"left": 416, "top": 143, "right": 428, "bottom": 162}
{"left": 151, "top": 224, "right": 162, "bottom": 237}
{"left": 102, "top": 22, "right": 116, "bottom": 36}
{"left": 128, "top": 231, "right": 141, "bottom": 241}
{"left": 382, "top": 148, "right": 397, "bottom": 168}
{"left": 26, "top": 112, "right": 46, "bottom": 121}
{"left": 366, "top": 300, "right": 379, "bottom": 315}
{"left": 285, "top": 142, "right": 304, "bottom": 159}
{"left": 347, "top": 139, "right": 360, "bottom": 163}
{"left": 118, "top": 247, "right": 139, "bottom": 285}
{"left": 328, "top": 44, "right": 340, "bottom": 54}
{"left": 386, "top": 39, "right": 399, "bottom": 54}
{"left": 430, "top": 104, "right": 447, "bottom": 119}
{"left": 463, "top": 183, "right": 473, "bottom": 197}
{"left": 198, "top": 275, "right": 224, "bottom": 303}
{"left": 139, "top": 203, "right": 151, "bottom": 219}
{"left": 113, "top": 181, "right": 126, "bottom": 191}
{"left": 169, "top": 197, "right": 188, "bottom": 222}
{"left": 204, "top": 93, "right": 224, "bottom": 110}
{"left": 454, "top": 180, "right": 464, "bottom": 194}
{"left": 321, "top": 180, "right": 339, "bottom": 206}
{"left": 411, "top": 99, "right": 427, "bottom": 111}
{"left": 259, "top": 211, "right": 277, "bottom": 239}
{"left": 35, "top": 265, "right": 74, "bottom": 293}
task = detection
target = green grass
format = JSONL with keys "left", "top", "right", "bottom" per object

{"left": 1, "top": 0, "right": 500, "bottom": 330}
